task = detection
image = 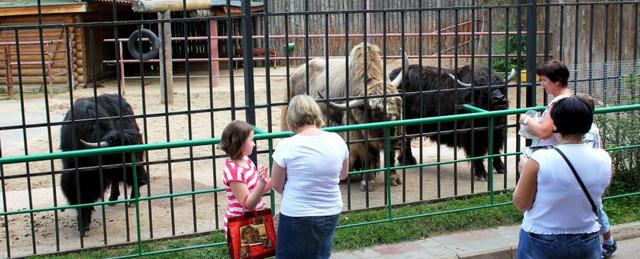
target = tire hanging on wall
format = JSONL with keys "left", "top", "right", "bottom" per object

{"left": 127, "top": 28, "right": 160, "bottom": 61}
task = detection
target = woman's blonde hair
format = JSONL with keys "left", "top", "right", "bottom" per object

{"left": 286, "top": 94, "right": 325, "bottom": 130}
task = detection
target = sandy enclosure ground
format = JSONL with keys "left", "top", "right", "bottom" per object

{"left": 0, "top": 63, "right": 532, "bottom": 257}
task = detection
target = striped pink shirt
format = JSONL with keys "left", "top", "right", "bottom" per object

{"left": 222, "top": 157, "right": 265, "bottom": 231}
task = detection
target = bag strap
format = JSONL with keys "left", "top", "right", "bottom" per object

{"left": 553, "top": 147, "right": 598, "bottom": 215}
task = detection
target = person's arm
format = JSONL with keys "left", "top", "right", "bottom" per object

{"left": 271, "top": 162, "right": 286, "bottom": 193}
{"left": 524, "top": 110, "right": 555, "bottom": 139}
{"left": 339, "top": 158, "right": 349, "bottom": 180}
{"left": 512, "top": 159, "right": 540, "bottom": 212}
{"left": 229, "top": 177, "right": 266, "bottom": 210}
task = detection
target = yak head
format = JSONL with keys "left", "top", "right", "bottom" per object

{"left": 325, "top": 45, "right": 408, "bottom": 122}
{"left": 79, "top": 120, "right": 149, "bottom": 187}
{"left": 448, "top": 66, "right": 516, "bottom": 111}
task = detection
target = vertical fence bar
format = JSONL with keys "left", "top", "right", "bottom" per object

{"left": 206, "top": 15, "right": 220, "bottom": 231}
{"left": 131, "top": 153, "right": 142, "bottom": 255}
{"left": 452, "top": 7, "right": 458, "bottom": 196}
{"left": 588, "top": 4, "right": 594, "bottom": 96}
{"left": 138, "top": 23, "right": 154, "bottom": 239}
{"left": 400, "top": 9, "right": 406, "bottom": 204}
{"left": 180, "top": 0, "right": 198, "bottom": 233}
{"left": 418, "top": 2, "right": 425, "bottom": 202}
{"left": 158, "top": 19, "right": 176, "bottom": 236}
{"left": 603, "top": 4, "right": 609, "bottom": 107}
{"left": 436, "top": 8, "right": 443, "bottom": 197}
{"left": 543, "top": 0, "right": 550, "bottom": 61}
{"left": 241, "top": 0, "right": 257, "bottom": 133}
{"left": 526, "top": 0, "right": 537, "bottom": 109}
{"left": 487, "top": 7, "right": 493, "bottom": 193}
{"left": 488, "top": 116, "right": 494, "bottom": 205}
{"left": 384, "top": 127, "right": 392, "bottom": 221}
{"left": 225, "top": 0, "right": 236, "bottom": 121}
{"left": 470, "top": 4, "right": 479, "bottom": 193}
{"left": 515, "top": 2, "right": 524, "bottom": 182}
{"left": 616, "top": 2, "right": 624, "bottom": 106}
{"left": 559, "top": 5, "right": 564, "bottom": 61}
{"left": 573, "top": 2, "right": 580, "bottom": 92}
{"left": 0, "top": 146, "right": 9, "bottom": 257}
{"left": 264, "top": 0, "right": 273, "bottom": 133}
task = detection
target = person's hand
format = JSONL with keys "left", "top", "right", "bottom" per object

{"left": 258, "top": 165, "right": 269, "bottom": 184}
{"left": 519, "top": 114, "right": 531, "bottom": 125}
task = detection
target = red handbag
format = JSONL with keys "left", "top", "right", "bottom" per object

{"left": 227, "top": 209, "right": 277, "bottom": 259}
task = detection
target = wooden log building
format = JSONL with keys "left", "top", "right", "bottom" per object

{"left": 0, "top": 0, "right": 142, "bottom": 95}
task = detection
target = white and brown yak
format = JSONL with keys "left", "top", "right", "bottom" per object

{"left": 281, "top": 42, "right": 409, "bottom": 191}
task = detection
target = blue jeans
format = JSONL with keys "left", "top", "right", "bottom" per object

{"left": 517, "top": 228, "right": 600, "bottom": 259}
{"left": 276, "top": 213, "right": 340, "bottom": 259}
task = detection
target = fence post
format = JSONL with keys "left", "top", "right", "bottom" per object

{"left": 526, "top": 0, "right": 537, "bottom": 109}
{"left": 159, "top": 11, "right": 175, "bottom": 105}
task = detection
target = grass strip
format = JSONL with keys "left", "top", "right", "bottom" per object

{"left": 33, "top": 192, "right": 639, "bottom": 258}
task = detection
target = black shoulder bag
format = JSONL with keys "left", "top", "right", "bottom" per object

{"left": 553, "top": 147, "right": 598, "bottom": 215}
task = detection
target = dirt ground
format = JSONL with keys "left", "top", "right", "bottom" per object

{"left": 0, "top": 63, "right": 528, "bottom": 257}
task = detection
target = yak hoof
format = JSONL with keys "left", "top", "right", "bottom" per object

{"left": 474, "top": 175, "right": 488, "bottom": 181}
{"left": 360, "top": 180, "right": 376, "bottom": 192}
{"left": 108, "top": 196, "right": 118, "bottom": 206}
{"left": 495, "top": 169, "right": 505, "bottom": 174}
{"left": 390, "top": 173, "right": 402, "bottom": 186}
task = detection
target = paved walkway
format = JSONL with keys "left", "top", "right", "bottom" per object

{"left": 332, "top": 222, "right": 640, "bottom": 259}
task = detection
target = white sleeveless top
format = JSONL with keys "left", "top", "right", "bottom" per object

{"left": 522, "top": 144, "right": 611, "bottom": 234}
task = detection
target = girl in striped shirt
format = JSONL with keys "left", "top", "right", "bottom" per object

{"left": 219, "top": 120, "right": 271, "bottom": 232}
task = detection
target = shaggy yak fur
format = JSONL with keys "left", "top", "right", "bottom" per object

{"left": 282, "top": 42, "right": 406, "bottom": 191}
{"left": 389, "top": 65, "right": 514, "bottom": 180}
{"left": 60, "top": 94, "right": 149, "bottom": 235}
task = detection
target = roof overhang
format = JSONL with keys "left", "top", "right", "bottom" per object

{"left": 0, "top": 2, "right": 87, "bottom": 17}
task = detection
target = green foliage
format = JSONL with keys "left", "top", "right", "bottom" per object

{"left": 491, "top": 35, "right": 526, "bottom": 72}
{"left": 596, "top": 65, "right": 640, "bottom": 194}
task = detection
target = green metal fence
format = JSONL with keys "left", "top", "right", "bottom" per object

{"left": 1, "top": 104, "right": 639, "bottom": 258}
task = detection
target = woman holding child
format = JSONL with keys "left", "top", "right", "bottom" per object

{"left": 518, "top": 60, "right": 617, "bottom": 258}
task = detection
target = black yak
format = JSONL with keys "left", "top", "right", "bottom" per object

{"left": 389, "top": 65, "right": 515, "bottom": 180}
{"left": 282, "top": 42, "right": 406, "bottom": 191}
{"left": 60, "top": 93, "right": 148, "bottom": 235}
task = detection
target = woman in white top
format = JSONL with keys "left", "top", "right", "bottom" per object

{"left": 271, "top": 94, "right": 349, "bottom": 259}
{"left": 513, "top": 96, "right": 612, "bottom": 259}
{"left": 520, "top": 59, "right": 572, "bottom": 146}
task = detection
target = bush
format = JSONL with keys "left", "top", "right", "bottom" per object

{"left": 596, "top": 65, "right": 640, "bottom": 194}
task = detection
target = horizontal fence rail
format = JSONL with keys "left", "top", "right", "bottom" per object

{"left": 1, "top": 104, "right": 639, "bottom": 258}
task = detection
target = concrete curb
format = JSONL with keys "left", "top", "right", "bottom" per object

{"left": 457, "top": 222, "right": 640, "bottom": 259}
{"left": 332, "top": 221, "right": 640, "bottom": 259}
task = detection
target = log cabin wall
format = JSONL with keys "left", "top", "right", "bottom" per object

{"left": 0, "top": 11, "right": 115, "bottom": 93}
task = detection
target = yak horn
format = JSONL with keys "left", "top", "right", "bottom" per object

{"left": 391, "top": 50, "right": 410, "bottom": 88}
{"left": 447, "top": 73, "right": 472, "bottom": 87}
{"left": 317, "top": 90, "right": 366, "bottom": 110}
{"left": 506, "top": 68, "right": 517, "bottom": 82}
{"left": 80, "top": 139, "right": 109, "bottom": 148}
{"left": 327, "top": 99, "right": 366, "bottom": 110}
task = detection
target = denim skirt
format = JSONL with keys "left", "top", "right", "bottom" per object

{"left": 276, "top": 213, "right": 340, "bottom": 259}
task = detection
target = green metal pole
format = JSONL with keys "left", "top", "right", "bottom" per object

{"left": 131, "top": 153, "right": 142, "bottom": 255}
{"left": 488, "top": 117, "right": 495, "bottom": 205}
{"left": 384, "top": 128, "right": 392, "bottom": 221}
